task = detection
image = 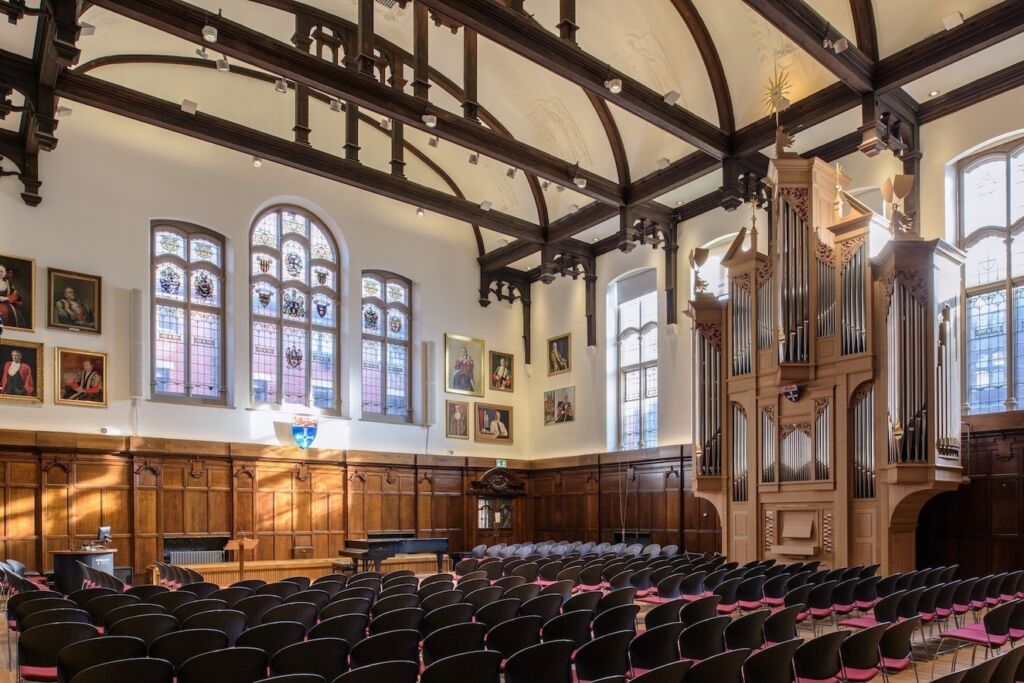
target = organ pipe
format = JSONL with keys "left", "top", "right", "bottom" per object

{"left": 852, "top": 384, "right": 875, "bottom": 499}
{"left": 841, "top": 243, "right": 867, "bottom": 355}
{"left": 761, "top": 408, "right": 776, "bottom": 483}
{"left": 732, "top": 404, "right": 748, "bottom": 502}
{"left": 694, "top": 326, "right": 722, "bottom": 476}
{"left": 731, "top": 279, "right": 752, "bottom": 375}
{"left": 814, "top": 400, "right": 831, "bottom": 480}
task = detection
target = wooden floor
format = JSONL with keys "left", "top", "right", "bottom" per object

{"left": 0, "top": 604, "right": 1003, "bottom": 681}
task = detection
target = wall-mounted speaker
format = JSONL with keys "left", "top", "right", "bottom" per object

{"left": 129, "top": 288, "right": 144, "bottom": 399}
{"left": 422, "top": 340, "right": 436, "bottom": 426}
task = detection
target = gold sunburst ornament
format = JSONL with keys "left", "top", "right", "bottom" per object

{"left": 763, "top": 66, "right": 792, "bottom": 119}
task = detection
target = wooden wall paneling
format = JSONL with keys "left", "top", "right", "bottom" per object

{"left": 1, "top": 453, "right": 41, "bottom": 570}
{"left": 40, "top": 456, "right": 72, "bottom": 571}
{"left": 416, "top": 464, "right": 465, "bottom": 552}
{"left": 310, "top": 464, "right": 346, "bottom": 560}
{"left": 72, "top": 456, "right": 132, "bottom": 572}
{"left": 133, "top": 459, "right": 161, "bottom": 583}
{"left": 233, "top": 463, "right": 257, "bottom": 561}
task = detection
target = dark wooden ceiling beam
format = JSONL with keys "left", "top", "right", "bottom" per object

{"left": 91, "top": 0, "right": 622, "bottom": 205}
{"left": 625, "top": 151, "right": 719, "bottom": 207}
{"left": 848, "top": 0, "right": 878, "bottom": 61}
{"left": 667, "top": 0, "right": 735, "bottom": 132}
{"left": 52, "top": 68, "right": 545, "bottom": 242}
{"left": 874, "top": 0, "right": 1024, "bottom": 93}
{"left": 415, "top": 0, "right": 730, "bottom": 157}
{"left": 732, "top": 82, "right": 860, "bottom": 157}
{"left": 918, "top": 59, "right": 1024, "bottom": 125}
{"left": 741, "top": 0, "right": 874, "bottom": 94}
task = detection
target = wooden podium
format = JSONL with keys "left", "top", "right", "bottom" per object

{"left": 224, "top": 537, "right": 258, "bottom": 579}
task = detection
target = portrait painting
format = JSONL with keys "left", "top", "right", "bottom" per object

{"left": 547, "top": 333, "right": 571, "bottom": 376}
{"left": 0, "top": 339, "right": 43, "bottom": 403}
{"left": 474, "top": 402, "right": 513, "bottom": 445}
{"left": 48, "top": 268, "right": 101, "bottom": 334}
{"left": 544, "top": 386, "right": 576, "bottom": 426}
{"left": 445, "top": 333, "right": 485, "bottom": 397}
{"left": 0, "top": 253, "right": 35, "bottom": 333}
{"left": 489, "top": 350, "right": 514, "bottom": 392}
{"left": 55, "top": 347, "right": 107, "bottom": 408}
{"left": 445, "top": 400, "right": 470, "bottom": 440}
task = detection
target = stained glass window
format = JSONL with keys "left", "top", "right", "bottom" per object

{"left": 615, "top": 270, "right": 658, "bottom": 450}
{"left": 959, "top": 139, "right": 1024, "bottom": 414}
{"left": 151, "top": 223, "right": 226, "bottom": 404}
{"left": 250, "top": 207, "right": 340, "bottom": 411}
{"left": 361, "top": 270, "right": 412, "bottom": 422}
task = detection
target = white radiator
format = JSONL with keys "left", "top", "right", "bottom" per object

{"left": 169, "top": 550, "right": 224, "bottom": 565}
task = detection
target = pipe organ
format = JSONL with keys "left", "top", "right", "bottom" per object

{"left": 688, "top": 154, "right": 965, "bottom": 572}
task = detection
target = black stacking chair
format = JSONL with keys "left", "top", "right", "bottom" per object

{"left": 465, "top": 586, "right": 503, "bottom": 612}
{"left": 421, "top": 650, "right": 502, "bottom": 683}
{"left": 990, "top": 645, "right": 1024, "bottom": 683}
{"left": 103, "top": 602, "right": 167, "bottom": 629}
{"left": 331, "top": 661, "right": 419, "bottom": 683}
{"left": 173, "top": 598, "right": 228, "bottom": 622}
{"left": 593, "top": 603, "right": 640, "bottom": 637}
{"left": 420, "top": 573, "right": 453, "bottom": 587}
{"left": 628, "top": 623, "right": 684, "bottom": 675}
{"left": 350, "top": 629, "right": 419, "bottom": 668}
{"left": 270, "top": 638, "right": 349, "bottom": 681}
{"left": 543, "top": 609, "right": 593, "bottom": 649}
{"left": 421, "top": 602, "right": 474, "bottom": 636}
{"left": 67, "top": 587, "right": 116, "bottom": 610}
{"left": 486, "top": 614, "right": 543, "bottom": 659}
{"left": 368, "top": 606, "right": 424, "bottom": 634}
{"left": 22, "top": 608, "right": 90, "bottom": 631}
{"left": 281, "top": 576, "right": 311, "bottom": 590}
{"left": 237, "top": 620, "right": 307, "bottom": 659}
{"left": 254, "top": 676, "right": 324, "bottom": 683}
{"left": 879, "top": 616, "right": 920, "bottom": 680}
{"left": 678, "top": 615, "right": 729, "bottom": 662}
{"left": 83, "top": 593, "right": 138, "bottom": 626}
{"left": 506, "top": 639, "right": 575, "bottom": 683}
{"left": 209, "top": 586, "right": 253, "bottom": 608}
{"left": 235, "top": 595, "right": 285, "bottom": 627}
{"left": 70, "top": 658, "right": 173, "bottom": 683}
{"left": 177, "top": 647, "right": 269, "bottom": 683}
{"left": 285, "top": 589, "right": 329, "bottom": 612}
{"left": 564, "top": 591, "right": 602, "bottom": 613}
{"left": 684, "top": 649, "right": 749, "bottom": 683}
{"left": 474, "top": 598, "right": 520, "bottom": 629}
{"left": 457, "top": 578, "right": 490, "bottom": 595}
{"left": 645, "top": 599, "right": 685, "bottom": 630}
{"left": 180, "top": 582, "right": 221, "bottom": 599}
{"left": 57, "top": 635, "right": 146, "bottom": 683}
{"left": 764, "top": 604, "right": 803, "bottom": 645}
{"left": 257, "top": 582, "right": 302, "bottom": 600}
{"left": 125, "top": 585, "right": 170, "bottom": 601}
{"left": 333, "top": 587, "right": 377, "bottom": 604}
{"left": 631, "top": 660, "right": 691, "bottom": 683}
{"left": 231, "top": 579, "right": 267, "bottom": 591}
{"left": 18, "top": 622, "right": 97, "bottom": 683}
{"left": 723, "top": 608, "right": 769, "bottom": 650}
{"left": 598, "top": 588, "right": 637, "bottom": 614}
{"left": 371, "top": 593, "right": 418, "bottom": 617}
{"left": 741, "top": 639, "right": 801, "bottom": 683}
{"left": 182, "top": 609, "right": 246, "bottom": 645}
{"left": 107, "top": 612, "right": 179, "bottom": 646}
{"left": 421, "top": 590, "right": 465, "bottom": 613}
{"left": 379, "top": 583, "right": 417, "bottom": 599}
{"left": 792, "top": 631, "right": 849, "bottom": 683}
{"left": 418, "top": 581, "right": 455, "bottom": 601}
{"left": 322, "top": 597, "right": 371, "bottom": 620}
{"left": 422, "top": 622, "right": 487, "bottom": 666}
{"left": 263, "top": 602, "right": 318, "bottom": 631}
{"left": 575, "top": 631, "right": 632, "bottom": 682}
{"left": 840, "top": 623, "right": 887, "bottom": 680}
{"left": 150, "top": 628, "right": 230, "bottom": 672}
{"left": 520, "top": 594, "right": 562, "bottom": 622}
{"left": 309, "top": 613, "right": 368, "bottom": 646}
{"left": 679, "top": 595, "right": 720, "bottom": 626}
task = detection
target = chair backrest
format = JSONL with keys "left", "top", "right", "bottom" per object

{"left": 644, "top": 599, "right": 686, "bottom": 630}
{"left": 486, "top": 614, "right": 543, "bottom": 659}
{"left": 235, "top": 594, "right": 285, "bottom": 627}
{"left": 150, "top": 628, "right": 230, "bottom": 672}
{"left": 335, "top": 587, "right": 377, "bottom": 603}
{"left": 982, "top": 599, "right": 1018, "bottom": 637}
{"left": 598, "top": 587, "right": 637, "bottom": 613}
{"left": 763, "top": 603, "right": 802, "bottom": 644}
{"left": 879, "top": 615, "right": 921, "bottom": 661}
{"left": 421, "top": 650, "right": 502, "bottom": 683}
{"left": 564, "top": 590, "right": 602, "bottom": 613}
{"left": 628, "top": 622, "right": 684, "bottom": 670}
{"left": 151, "top": 590, "right": 199, "bottom": 612}
{"left": 839, "top": 622, "right": 887, "bottom": 670}
{"left": 422, "top": 621, "right": 487, "bottom": 666}
{"left": 323, "top": 597, "right": 372, "bottom": 619}
{"left": 520, "top": 593, "right": 563, "bottom": 622}
{"left": 896, "top": 586, "right": 925, "bottom": 619}
{"left": 350, "top": 628, "right": 420, "bottom": 668}
{"left": 308, "top": 613, "right": 368, "bottom": 647}
{"left": 742, "top": 639, "right": 801, "bottom": 683}
{"left": 873, "top": 590, "right": 905, "bottom": 623}
{"left": 683, "top": 648, "right": 749, "bottom": 683}
{"left": 173, "top": 598, "right": 228, "bottom": 623}
{"left": 679, "top": 595, "right": 721, "bottom": 626}
{"left": 58, "top": 635, "right": 146, "bottom": 683}
{"left": 257, "top": 581, "right": 302, "bottom": 600}
{"left": 989, "top": 643, "right": 1024, "bottom": 683}
{"left": 543, "top": 609, "right": 593, "bottom": 649}
{"left": 422, "top": 602, "right": 474, "bottom": 636}
{"left": 631, "top": 660, "right": 691, "bottom": 683}
{"left": 421, "top": 589, "right": 465, "bottom": 613}
{"left": 208, "top": 586, "right": 253, "bottom": 607}
{"left": 18, "top": 622, "right": 98, "bottom": 668}
{"left": 474, "top": 598, "right": 520, "bottom": 629}
{"left": 177, "top": 646, "right": 269, "bottom": 683}
{"left": 723, "top": 609, "right": 769, "bottom": 650}
{"left": 179, "top": 582, "right": 220, "bottom": 599}
{"left": 506, "top": 639, "right": 576, "bottom": 683}
{"left": 793, "top": 630, "right": 848, "bottom": 681}
{"left": 108, "top": 612, "right": 180, "bottom": 646}
{"left": 70, "top": 658, "right": 173, "bottom": 683}
{"left": 286, "top": 589, "right": 330, "bottom": 611}
{"left": 593, "top": 603, "right": 640, "bottom": 637}
{"left": 236, "top": 620, "right": 307, "bottom": 659}
{"left": 332, "top": 660, "right": 419, "bottom": 683}
{"left": 22, "top": 607, "right": 91, "bottom": 630}
{"left": 270, "top": 637, "right": 350, "bottom": 681}
{"left": 83, "top": 593, "right": 139, "bottom": 624}
{"left": 182, "top": 609, "right": 246, "bottom": 645}
{"left": 67, "top": 587, "right": 117, "bottom": 610}
{"left": 263, "top": 602, "right": 319, "bottom": 631}
{"left": 678, "top": 615, "right": 730, "bottom": 661}
{"left": 960, "top": 655, "right": 1002, "bottom": 683}
{"left": 367, "top": 606, "right": 424, "bottom": 635}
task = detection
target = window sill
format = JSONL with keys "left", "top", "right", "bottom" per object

{"left": 359, "top": 414, "right": 417, "bottom": 427}
{"left": 245, "top": 405, "right": 350, "bottom": 420}
{"left": 148, "top": 397, "right": 234, "bottom": 409}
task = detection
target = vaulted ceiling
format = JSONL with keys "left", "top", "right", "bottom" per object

{"left": 1, "top": 0, "right": 1023, "bottom": 283}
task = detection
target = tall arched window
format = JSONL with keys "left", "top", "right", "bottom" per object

{"left": 151, "top": 222, "right": 227, "bottom": 405}
{"left": 958, "top": 138, "right": 1024, "bottom": 413}
{"left": 360, "top": 271, "right": 412, "bottom": 422}
{"left": 250, "top": 206, "right": 340, "bottom": 412}
{"left": 615, "top": 269, "right": 658, "bottom": 449}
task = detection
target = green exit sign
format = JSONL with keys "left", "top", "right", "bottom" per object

{"left": 496, "top": 459, "right": 508, "bottom": 468}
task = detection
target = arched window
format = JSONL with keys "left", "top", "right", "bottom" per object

{"left": 250, "top": 206, "right": 340, "bottom": 412}
{"left": 958, "top": 139, "right": 1024, "bottom": 413}
{"left": 360, "top": 271, "right": 413, "bottom": 422}
{"left": 151, "top": 222, "right": 227, "bottom": 404}
{"left": 614, "top": 269, "right": 658, "bottom": 449}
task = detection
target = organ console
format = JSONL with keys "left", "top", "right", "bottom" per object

{"left": 689, "top": 151, "right": 965, "bottom": 573}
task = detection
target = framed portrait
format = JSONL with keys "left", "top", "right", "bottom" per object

{"left": 0, "top": 339, "right": 43, "bottom": 403}
{"left": 474, "top": 402, "right": 513, "bottom": 445}
{"left": 55, "top": 347, "right": 107, "bottom": 408}
{"left": 547, "top": 333, "right": 571, "bottom": 376}
{"left": 48, "top": 268, "right": 101, "bottom": 334}
{"left": 489, "top": 350, "right": 514, "bottom": 392}
{"left": 445, "top": 399, "right": 470, "bottom": 440}
{"left": 544, "top": 386, "right": 576, "bottom": 426}
{"left": 445, "top": 333, "right": 485, "bottom": 397}
{"left": 0, "top": 252, "right": 35, "bottom": 333}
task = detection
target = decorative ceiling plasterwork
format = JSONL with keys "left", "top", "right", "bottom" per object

{"left": 526, "top": 97, "right": 593, "bottom": 170}
{"left": 612, "top": 32, "right": 682, "bottom": 102}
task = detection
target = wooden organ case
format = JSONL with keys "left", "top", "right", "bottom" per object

{"left": 688, "top": 154, "right": 965, "bottom": 572}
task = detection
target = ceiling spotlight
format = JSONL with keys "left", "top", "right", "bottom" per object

{"left": 468, "top": 152, "right": 479, "bottom": 165}
{"left": 428, "top": 135, "right": 439, "bottom": 148}
{"left": 604, "top": 77, "right": 623, "bottom": 94}
{"left": 380, "top": 117, "right": 393, "bottom": 131}
{"left": 274, "top": 78, "right": 288, "bottom": 94}
{"left": 329, "top": 98, "right": 342, "bottom": 112}
{"left": 573, "top": 175, "right": 587, "bottom": 189}
{"left": 421, "top": 113, "right": 437, "bottom": 128}
{"left": 832, "top": 37, "right": 849, "bottom": 53}
{"left": 216, "top": 55, "right": 230, "bottom": 72}
{"left": 181, "top": 99, "right": 198, "bottom": 115}
{"left": 506, "top": 167, "right": 517, "bottom": 179}
{"left": 675, "top": 200, "right": 683, "bottom": 207}
{"left": 929, "top": 90, "right": 941, "bottom": 97}
{"left": 592, "top": 237, "right": 599, "bottom": 243}
{"left": 202, "top": 23, "right": 218, "bottom": 43}
{"left": 480, "top": 200, "right": 493, "bottom": 211}
{"left": 656, "top": 157, "right": 671, "bottom": 170}
{"left": 540, "top": 180, "right": 550, "bottom": 191}
{"left": 79, "top": 22, "right": 95, "bottom": 37}
{"left": 416, "top": 207, "right": 425, "bottom": 218}
{"left": 663, "top": 90, "right": 681, "bottom": 105}
{"left": 195, "top": 46, "right": 209, "bottom": 59}
{"left": 942, "top": 11, "right": 964, "bottom": 29}
{"left": 252, "top": 156, "right": 263, "bottom": 167}
{"left": 56, "top": 105, "right": 72, "bottom": 118}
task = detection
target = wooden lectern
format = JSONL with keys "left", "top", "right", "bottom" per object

{"left": 224, "top": 537, "right": 258, "bottom": 580}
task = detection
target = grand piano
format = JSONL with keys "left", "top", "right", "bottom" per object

{"left": 339, "top": 531, "right": 449, "bottom": 573}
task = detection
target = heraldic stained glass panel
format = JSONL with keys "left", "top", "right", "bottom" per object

{"left": 361, "top": 271, "right": 412, "bottom": 422}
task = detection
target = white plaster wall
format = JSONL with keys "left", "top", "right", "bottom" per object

{"left": 0, "top": 105, "right": 529, "bottom": 457}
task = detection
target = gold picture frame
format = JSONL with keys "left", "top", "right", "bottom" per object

{"left": 547, "top": 332, "right": 571, "bottom": 376}
{"left": 474, "top": 402, "right": 513, "bottom": 445}
{"left": 445, "top": 333, "right": 485, "bottom": 397}
{"left": 488, "top": 350, "right": 514, "bottom": 392}
{"left": 48, "top": 268, "right": 102, "bottom": 334}
{"left": 0, "top": 338, "right": 43, "bottom": 403}
{"left": 0, "top": 252, "right": 36, "bottom": 333}
{"left": 55, "top": 347, "right": 108, "bottom": 408}
{"left": 445, "top": 399, "right": 470, "bottom": 440}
